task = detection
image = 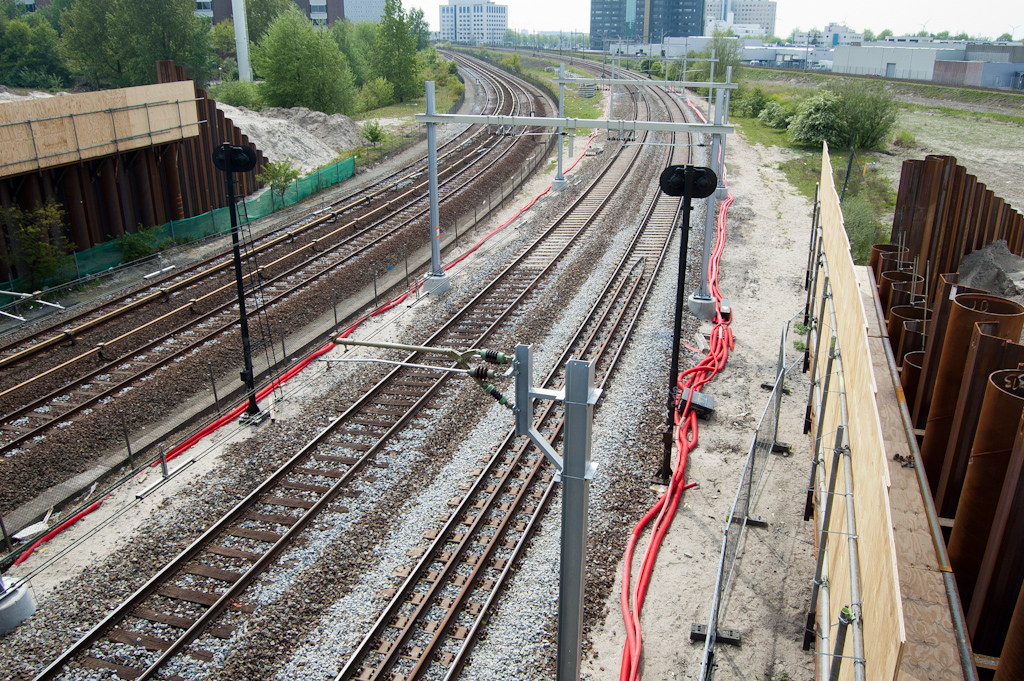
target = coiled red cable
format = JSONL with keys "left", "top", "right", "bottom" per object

{"left": 619, "top": 97, "right": 734, "bottom": 681}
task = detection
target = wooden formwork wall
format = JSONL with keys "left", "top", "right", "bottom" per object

{"left": 813, "top": 143, "right": 906, "bottom": 680}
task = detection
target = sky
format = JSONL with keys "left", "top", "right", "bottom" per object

{"left": 405, "top": 0, "right": 1024, "bottom": 41}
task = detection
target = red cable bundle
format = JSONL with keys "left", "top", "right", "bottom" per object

{"left": 619, "top": 98, "right": 734, "bottom": 680}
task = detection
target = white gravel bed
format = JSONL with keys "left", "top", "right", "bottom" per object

{"left": 273, "top": 185, "right": 652, "bottom": 679}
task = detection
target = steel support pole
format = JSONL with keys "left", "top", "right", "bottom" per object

{"left": 557, "top": 359, "right": 595, "bottom": 681}
{"left": 553, "top": 64, "right": 567, "bottom": 191}
{"left": 707, "top": 49, "right": 715, "bottom": 120}
{"left": 230, "top": 0, "right": 252, "bottom": 82}
{"left": 423, "top": 82, "right": 449, "bottom": 294}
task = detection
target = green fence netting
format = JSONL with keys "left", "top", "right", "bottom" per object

{"left": 7, "top": 155, "right": 357, "bottom": 290}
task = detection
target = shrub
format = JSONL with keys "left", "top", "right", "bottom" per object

{"left": 788, "top": 90, "right": 847, "bottom": 146}
{"left": 758, "top": 101, "right": 793, "bottom": 129}
{"left": 209, "top": 80, "right": 264, "bottom": 110}
{"left": 360, "top": 77, "right": 396, "bottom": 111}
{"left": 734, "top": 85, "right": 770, "bottom": 118}
{"left": 257, "top": 158, "right": 301, "bottom": 208}
{"left": 823, "top": 79, "right": 900, "bottom": 149}
{"left": 117, "top": 226, "right": 171, "bottom": 263}
{"left": 841, "top": 196, "right": 888, "bottom": 265}
{"left": 361, "top": 119, "right": 386, "bottom": 147}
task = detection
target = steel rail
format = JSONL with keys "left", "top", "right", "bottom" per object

{"left": 31, "top": 80, "right": 649, "bottom": 681}
{"left": 0, "top": 57, "right": 532, "bottom": 371}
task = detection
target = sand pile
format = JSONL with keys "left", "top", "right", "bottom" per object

{"left": 958, "top": 240, "right": 1024, "bottom": 306}
{"left": 216, "top": 103, "right": 365, "bottom": 173}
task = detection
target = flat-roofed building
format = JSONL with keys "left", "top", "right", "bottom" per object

{"left": 439, "top": 0, "right": 507, "bottom": 45}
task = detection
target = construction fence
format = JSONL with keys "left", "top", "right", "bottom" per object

{"left": 700, "top": 313, "right": 801, "bottom": 679}
{"left": 802, "top": 142, "right": 905, "bottom": 680}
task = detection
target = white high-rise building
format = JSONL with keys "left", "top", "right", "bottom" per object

{"left": 439, "top": 0, "right": 508, "bottom": 45}
{"left": 345, "top": 0, "right": 386, "bottom": 24}
{"left": 704, "top": 0, "right": 776, "bottom": 36}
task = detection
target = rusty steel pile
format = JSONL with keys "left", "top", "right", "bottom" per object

{"left": 874, "top": 154, "right": 1024, "bottom": 678}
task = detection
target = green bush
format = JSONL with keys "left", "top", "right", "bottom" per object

{"left": 823, "top": 79, "right": 900, "bottom": 149}
{"left": 734, "top": 85, "right": 771, "bottom": 118}
{"left": 788, "top": 90, "right": 847, "bottom": 146}
{"left": 209, "top": 79, "right": 264, "bottom": 110}
{"left": 758, "top": 101, "right": 793, "bottom": 129}
{"left": 841, "top": 196, "right": 888, "bottom": 265}
{"left": 117, "top": 226, "right": 170, "bottom": 263}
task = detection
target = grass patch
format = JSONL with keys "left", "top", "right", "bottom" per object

{"left": 353, "top": 81, "right": 462, "bottom": 121}
{"left": 731, "top": 114, "right": 791, "bottom": 147}
{"left": 899, "top": 102, "right": 1024, "bottom": 125}
{"left": 778, "top": 150, "right": 895, "bottom": 216}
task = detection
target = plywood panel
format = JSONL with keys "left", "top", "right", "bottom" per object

{"left": 810, "top": 143, "right": 906, "bottom": 681}
{"left": 0, "top": 82, "right": 199, "bottom": 177}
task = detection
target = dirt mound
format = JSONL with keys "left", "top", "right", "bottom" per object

{"left": 958, "top": 240, "right": 1024, "bottom": 304}
{"left": 216, "top": 103, "right": 365, "bottom": 174}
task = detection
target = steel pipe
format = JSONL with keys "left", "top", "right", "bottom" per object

{"left": 885, "top": 305, "right": 928, "bottom": 364}
{"left": 935, "top": 325, "right": 1024, "bottom": 519}
{"left": 869, "top": 243, "right": 905, "bottom": 276}
{"left": 901, "top": 351, "right": 925, "bottom": 416}
{"left": 948, "top": 370, "right": 1024, "bottom": 613}
{"left": 994, "top": 580, "right": 1024, "bottom": 681}
{"left": 879, "top": 271, "right": 921, "bottom": 317}
{"left": 919, "top": 295, "right": 1024, "bottom": 492}
{"left": 967, "top": 412, "right": 1024, "bottom": 655}
{"left": 913, "top": 274, "right": 986, "bottom": 429}
{"left": 897, "top": 319, "right": 927, "bottom": 365}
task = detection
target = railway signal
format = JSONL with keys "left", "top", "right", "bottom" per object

{"left": 212, "top": 142, "right": 267, "bottom": 424}
{"left": 655, "top": 164, "right": 717, "bottom": 485}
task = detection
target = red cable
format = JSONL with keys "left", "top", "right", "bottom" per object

{"left": 14, "top": 499, "right": 105, "bottom": 565}
{"left": 619, "top": 96, "right": 735, "bottom": 680}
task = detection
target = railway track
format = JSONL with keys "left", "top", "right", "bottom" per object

{"left": 28, "top": 77, "right": 698, "bottom": 681}
{"left": 0, "top": 57, "right": 552, "bottom": 513}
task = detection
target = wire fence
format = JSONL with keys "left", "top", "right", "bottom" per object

{"left": 700, "top": 313, "right": 801, "bottom": 680}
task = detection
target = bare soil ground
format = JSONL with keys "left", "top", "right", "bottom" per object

{"left": 583, "top": 130, "right": 817, "bottom": 681}
{"left": 875, "top": 109, "right": 1024, "bottom": 212}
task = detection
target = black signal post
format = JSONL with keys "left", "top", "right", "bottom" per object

{"left": 655, "top": 164, "right": 717, "bottom": 484}
{"left": 212, "top": 143, "right": 265, "bottom": 423}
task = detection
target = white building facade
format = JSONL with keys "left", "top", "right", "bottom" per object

{"left": 704, "top": 0, "right": 776, "bottom": 36}
{"left": 439, "top": 0, "right": 508, "bottom": 45}
{"left": 345, "top": 0, "right": 386, "bottom": 23}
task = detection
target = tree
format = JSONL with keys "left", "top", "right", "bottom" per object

{"left": 862, "top": 28, "right": 876, "bottom": 41}
{"left": 952, "top": 32, "right": 970, "bottom": 40}
{"left": 0, "top": 12, "right": 70, "bottom": 88}
{"left": 0, "top": 201, "right": 73, "bottom": 291}
{"left": 253, "top": 7, "right": 356, "bottom": 114}
{"left": 257, "top": 158, "right": 301, "bottom": 209}
{"left": 934, "top": 30, "right": 951, "bottom": 40}
{"left": 62, "top": 0, "right": 212, "bottom": 88}
{"left": 408, "top": 6, "right": 430, "bottom": 51}
{"left": 374, "top": 0, "right": 417, "bottom": 101}
{"left": 878, "top": 29, "right": 893, "bottom": 39}
{"left": 331, "top": 19, "right": 372, "bottom": 86}
{"left": 245, "top": 0, "right": 291, "bottom": 45}
{"left": 36, "top": 0, "right": 73, "bottom": 34}
{"left": 360, "top": 76, "right": 395, "bottom": 109}
{"left": 61, "top": 0, "right": 121, "bottom": 88}
{"left": 361, "top": 119, "right": 385, "bottom": 146}
{"left": 676, "top": 30, "right": 741, "bottom": 84}
{"left": 212, "top": 19, "right": 236, "bottom": 60}
{"left": 998, "top": 32, "right": 1014, "bottom": 41}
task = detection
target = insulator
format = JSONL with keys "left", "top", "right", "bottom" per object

{"left": 471, "top": 366, "right": 492, "bottom": 380}
{"left": 480, "top": 349, "right": 510, "bottom": 364}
